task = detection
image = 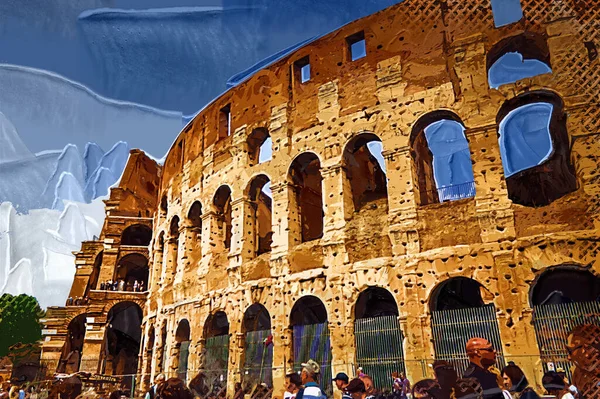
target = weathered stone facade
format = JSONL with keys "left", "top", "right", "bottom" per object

{"left": 42, "top": 0, "right": 600, "bottom": 397}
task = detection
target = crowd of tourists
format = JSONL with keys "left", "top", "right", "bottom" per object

{"left": 99, "top": 280, "right": 145, "bottom": 293}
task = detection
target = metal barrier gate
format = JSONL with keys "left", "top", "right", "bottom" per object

{"left": 178, "top": 341, "right": 190, "bottom": 381}
{"left": 243, "top": 329, "right": 274, "bottom": 387}
{"left": 354, "top": 315, "right": 406, "bottom": 392}
{"left": 533, "top": 301, "right": 600, "bottom": 378}
{"left": 204, "top": 334, "right": 230, "bottom": 387}
{"left": 293, "top": 322, "right": 332, "bottom": 396}
{"left": 431, "top": 304, "right": 505, "bottom": 376}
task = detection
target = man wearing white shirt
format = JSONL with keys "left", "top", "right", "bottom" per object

{"left": 145, "top": 374, "right": 165, "bottom": 399}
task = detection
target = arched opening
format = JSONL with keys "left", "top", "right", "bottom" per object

{"left": 157, "top": 321, "right": 168, "bottom": 373}
{"left": 101, "top": 301, "right": 143, "bottom": 383}
{"left": 354, "top": 287, "right": 404, "bottom": 390}
{"left": 410, "top": 113, "right": 475, "bottom": 206}
{"left": 343, "top": 133, "right": 387, "bottom": 211}
{"left": 145, "top": 325, "right": 155, "bottom": 378}
{"left": 242, "top": 304, "right": 273, "bottom": 389}
{"left": 167, "top": 216, "right": 180, "bottom": 281}
{"left": 87, "top": 251, "right": 103, "bottom": 295}
{"left": 487, "top": 33, "right": 552, "bottom": 89}
{"left": 247, "top": 128, "right": 272, "bottom": 165}
{"left": 57, "top": 314, "right": 86, "bottom": 373}
{"left": 187, "top": 201, "right": 203, "bottom": 262}
{"left": 114, "top": 253, "right": 149, "bottom": 292}
{"left": 213, "top": 186, "right": 233, "bottom": 249}
{"left": 288, "top": 153, "right": 324, "bottom": 243}
{"left": 429, "top": 277, "right": 504, "bottom": 374}
{"left": 531, "top": 266, "right": 600, "bottom": 377}
{"left": 247, "top": 175, "right": 273, "bottom": 257}
{"left": 203, "top": 311, "right": 230, "bottom": 392}
{"left": 290, "top": 296, "right": 331, "bottom": 395}
{"left": 160, "top": 196, "right": 168, "bottom": 216}
{"left": 121, "top": 224, "right": 152, "bottom": 246}
{"left": 175, "top": 319, "right": 191, "bottom": 382}
{"left": 497, "top": 91, "right": 577, "bottom": 207}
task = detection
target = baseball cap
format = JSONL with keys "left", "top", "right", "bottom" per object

{"left": 332, "top": 372, "right": 349, "bottom": 383}
{"left": 345, "top": 378, "right": 366, "bottom": 393}
{"left": 301, "top": 359, "right": 320, "bottom": 375}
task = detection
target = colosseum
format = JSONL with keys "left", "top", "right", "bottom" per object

{"left": 40, "top": 0, "right": 600, "bottom": 397}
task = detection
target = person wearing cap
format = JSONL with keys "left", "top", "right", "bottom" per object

{"left": 297, "top": 360, "right": 326, "bottom": 399}
{"left": 332, "top": 373, "right": 351, "bottom": 399}
{"left": 345, "top": 379, "right": 367, "bottom": 399}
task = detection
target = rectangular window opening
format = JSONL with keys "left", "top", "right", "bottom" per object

{"left": 219, "top": 104, "right": 231, "bottom": 138}
{"left": 347, "top": 31, "right": 366, "bottom": 61}
{"left": 490, "top": 0, "right": 523, "bottom": 28}
{"left": 294, "top": 56, "right": 311, "bottom": 83}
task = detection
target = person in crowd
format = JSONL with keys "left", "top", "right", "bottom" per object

{"left": 454, "top": 378, "right": 484, "bottom": 399}
{"left": 463, "top": 338, "right": 504, "bottom": 398}
{"left": 411, "top": 379, "right": 442, "bottom": 399}
{"left": 17, "top": 386, "right": 24, "bottom": 399}
{"left": 501, "top": 363, "right": 539, "bottom": 398}
{"left": 332, "top": 372, "right": 350, "bottom": 399}
{"left": 359, "top": 375, "right": 375, "bottom": 399}
{"left": 117, "top": 280, "right": 125, "bottom": 291}
{"left": 392, "top": 371, "right": 410, "bottom": 399}
{"left": 298, "top": 359, "right": 325, "bottom": 399}
{"left": 8, "top": 386, "right": 18, "bottom": 399}
{"left": 357, "top": 368, "right": 366, "bottom": 378}
{"left": 156, "top": 378, "right": 194, "bottom": 399}
{"left": 133, "top": 280, "right": 139, "bottom": 292}
{"left": 541, "top": 371, "right": 574, "bottom": 399}
{"left": 139, "top": 281, "right": 145, "bottom": 292}
{"left": 145, "top": 373, "right": 165, "bottom": 399}
{"left": 345, "top": 378, "right": 368, "bottom": 399}
{"left": 431, "top": 360, "right": 458, "bottom": 398}
{"left": 566, "top": 324, "right": 599, "bottom": 398}
{"left": 233, "top": 382, "right": 244, "bottom": 399}
{"left": 99, "top": 281, "right": 105, "bottom": 290}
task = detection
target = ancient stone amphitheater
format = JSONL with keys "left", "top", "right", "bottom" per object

{"left": 41, "top": 0, "right": 600, "bottom": 397}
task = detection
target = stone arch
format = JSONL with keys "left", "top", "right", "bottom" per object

{"left": 289, "top": 295, "right": 331, "bottom": 394}
{"left": 247, "top": 127, "right": 272, "bottom": 165}
{"left": 342, "top": 132, "right": 387, "bottom": 212}
{"left": 174, "top": 319, "right": 191, "bottom": 381}
{"left": 160, "top": 195, "right": 168, "bottom": 216}
{"left": 353, "top": 287, "right": 405, "bottom": 388}
{"left": 496, "top": 90, "right": 577, "bottom": 207}
{"left": 57, "top": 313, "right": 87, "bottom": 373}
{"left": 202, "top": 311, "right": 230, "bottom": 390}
{"left": 121, "top": 224, "right": 152, "bottom": 246}
{"left": 114, "top": 253, "right": 149, "bottom": 292}
{"left": 213, "top": 185, "right": 233, "bottom": 250}
{"left": 428, "top": 277, "right": 505, "bottom": 374}
{"left": 409, "top": 111, "right": 475, "bottom": 206}
{"left": 486, "top": 32, "right": 552, "bottom": 88}
{"left": 187, "top": 201, "right": 203, "bottom": 262}
{"left": 101, "top": 301, "right": 143, "bottom": 381}
{"left": 530, "top": 265, "right": 600, "bottom": 378}
{"left": 151, "top": 231, "right": 165, "bottom": 289}
{"left": 188, "top": 201, "right": 203, "bottom": 229}
{"left": 246, "top": 174, "right": 273, "bottom": 257}
{"left": 242, "top": 304, "right": 273, "bottom": 388}
{"left": 287, "top": 152, "right": 324, "bottom": 243}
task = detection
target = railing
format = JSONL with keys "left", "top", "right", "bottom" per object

{"left": 433, "top": 181, "right": 476, "bottom": 203}
{"left": 293, "top": 322, "right": 332, "bottom": 396}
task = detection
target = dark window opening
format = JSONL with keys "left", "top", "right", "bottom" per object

{"left": 288, "top": 153, "right": 324, "bottom": 242}
{"left": 175, "top": 319, "right": 191, "bottom": 381}
{"left": 157, "top": 322, "right": 167, "bottom": 372}
{"left": 294, "top": 56, "right": 311, "bottom": 83}
{"left": 430, "top": 277, "right": 485, "bottom": 312}
{"left": 585, "top": 41, "right": 598, "bottom": 62}
{"left": 531, "top": 267, "right": 600, "bottom": 306}
{"left": 355, "top": 287, "right": 398, "bottom": 319}
{"left": 497, "top": 91, "right": 577, "bottom": 207}
{"left": 343, "top": 133, "right": 387, "bottom": 211}
{"left": 347, "top": 31, "right": 366, "bottom": 61}
{"left": 114, "top": 253, "right": 149, "bottom": 292}
{"left": 290, "top": 295, "right": 327, "bottom": 326}
{"left": 410, "top": 112, "right": 475, "bottom": 206}
{"left": 247, "top": 128, "right": 271, "bottom": 165}
{"left": 160, "top": 196, "right": 168, "bottom": 216}
{"left": 188, "top": 201, "right": 202, "bottom": 229}
{"left": 205, "top": 311, "right": 230, "bottom": 338}
{"left": 243, "top": 304, "right": 271, "bottom": 332}
{"left": 214, "top": 186, "right": 233, "bottom": 249}
{"left": 121, "top": 224, "right": 152, "bottom": 246}
{"left": 102, "top": 302, "right": 143, "bottom": 381}
{"left": 219, "top": 104, "right": 232, "bottom": 139}
{"left": 490, "top": 0, "right": 523, "bottom": 28}
{"left": 247, "top": 175, "right": 273, "bottom": 256}
{"left": 58, "top": 314, "right": 86, "bottom": 373}
{"left": 88, "top": 251, "right": 103, "bottom": 293}
{"left": 487, "top": 32, "right": 552, "bottom": 88}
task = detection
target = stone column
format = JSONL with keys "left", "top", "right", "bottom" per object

{"left": 97, "top": 248, "right": 119, "bottom": 286}
{"left": 269, "top": 182, "right": 300, "bottom": 275}
{"left": 226, "top": 319, "right": 244, "bottom": 398}
{"left": 175, "top": 222, "right": 195, "bottom": 284}
{"left": 321, "top": 164, "right": 351, "bottom": 272}
{"left": 161, "top": 237, "right": 178, "bottom": 286}
{"left": 467, "top": 127, "right": 516, "bottom": 243}
{"left": 385, "top": 148, "right": 420, "bottom": 256}
{"left": 150, "top": 241, "right": 164, "bottom": 291}
{"left": 271, "top": 287, "right": 293, "bottom": 395}
{"left": 198, "top": 211, "right": 224, "bottom": 277}
{"left": 80, "top": 318, "right": 106, "bottom": 374}
{"left": 239, "top": 198, "right": 258, "bottom": 262}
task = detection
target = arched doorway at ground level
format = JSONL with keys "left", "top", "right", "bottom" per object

{"left": 242, "top": 304, "right": 273, "bottom": 390}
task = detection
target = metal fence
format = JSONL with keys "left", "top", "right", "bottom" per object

{"left": 431, "top": 304, "right": 505, "bottom": 376}
{"left": 292, "top": 322, "right": 332, "bottom": 396}
{"left": 204, "top": 335, "right": 230, "bottom": 387}
{"left": 177, "top": 341, "right": 190, "bottom": 381}
{"left": 533, "top": 301, "right": 600, "bottom": 379}
{"left": 436, "top": 181, "right": 476, "bottom": 202}
{"left": 354, "top": 315, "right": 406, "bottom": 392}
{"left": 243, "top": 329, "right": 274, "bottom": 388}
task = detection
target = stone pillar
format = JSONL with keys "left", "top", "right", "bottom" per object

{"left": 97, "top": 248, "right": 118, "bottom": 286}
{"left": 270, "top": 182, "right": 300, "bottom": 275}
{"left": 80, "top": 318, "right": 106, "bottom": 374}
{"left": 150, "top": 240, "right": 164, "bottom": 291}
{"left": 385, "top": 148, "right": 420, "bottom": 256}
{"left": 271, "top": 287, "right": 293, "bottom": 395}
{"left": 175, "top": 223, "right": 195, "bottom": 284}
{"left": 198, "top": 211, "right": 224, "bottom": 277}
{"left": 467, "top": 127, "right": 516, "bottom": 243}
{"left": 226, "top": 320, "right": 244, "bottom": 398}
{"left": 161, "top": 237, "right": 178, "bottom": 286}
{"left": 239, "top": 198, "right": 258, "bottom": 262}
{"left": 321, "top": 164, "right": 351, "bottom": 272}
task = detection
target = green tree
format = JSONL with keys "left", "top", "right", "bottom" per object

{"left": 0, "top": 294, "right": 45, "bottom": 357}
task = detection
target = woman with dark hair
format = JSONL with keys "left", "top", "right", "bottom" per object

{"left": 411, "top": 379, "right": 442, "bottom": 399}
{"left": 541, "top": 372, "right": 574, "bottom": 399}
{"left": 501, "top": 364, "right": 539, "bottom": 399}
{"left": 156, "top": 378, "right": 194, "bottom": 399}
